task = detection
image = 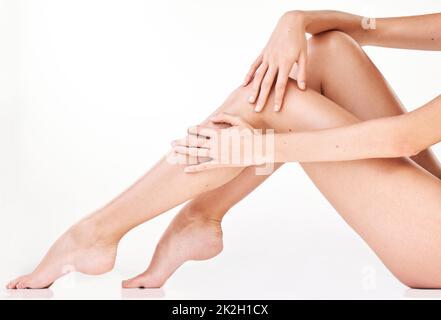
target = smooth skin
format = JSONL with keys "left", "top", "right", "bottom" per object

{"left": 245, "top": 10, "right": 441, "bottom": 112}
{"left": 7, "top": 11, "right": 441, "bottom": 289}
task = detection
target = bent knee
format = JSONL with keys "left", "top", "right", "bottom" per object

{"left": 215, "top": 80, "right": 308, "bottom": 130}
{"left": 308, "top": 31, "right": 364, "bottom": 63}
{"left": 308, "top": 30, "right": 361, "bottom": 55}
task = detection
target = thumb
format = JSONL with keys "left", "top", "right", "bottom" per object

{"left": 210, "top": 113, "right": 243, "bottom": 127}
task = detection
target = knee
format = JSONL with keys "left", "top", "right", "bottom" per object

{"left": 216, "top": 85, "right": 272, "bottom": 128}
{"left": 215, "top": 81, "right": 307, "bottom": 130}
{"left": 308, "top": 30, "right": 362, "bottom": 61}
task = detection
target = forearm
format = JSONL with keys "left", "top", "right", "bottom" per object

{"left": 289, "top": 10, "right": 441, "bottom": 50}
{"left": 301, "top": 10, "right": 363, "bottom": 38}
{"left": 368, "top": 13, "right": 441, "bottom": 50}
{"left": 271, "top": 95, "right": 441, "bottom": 163}
{"left": 294, "top": 10, "right": 441, "bottom": 50}
{"left": 286, "top": 10, "right": 367, "bottom": 44}
{"left": 272, "top": 116, "right": 413, "bottom": 163}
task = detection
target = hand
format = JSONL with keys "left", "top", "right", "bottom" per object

{"left": 244, "top": 11, "right": 307, "bottom": 112}
{"left": 171, "top": 113, "right": 265, "bottom": 172}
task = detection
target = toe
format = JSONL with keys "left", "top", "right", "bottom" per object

{"left": 6, "top": 276, "right": 27, "bottom": 289}
{"left": 16, "top": 280, "right": 30, "bottom": 289}
{"left": 122, "top": 272, "right": 151, "bottom": 288}
{"left": 122, "top": 277, "right": 141, "bottom": 288}
{"left": 16, "top": 274, "right": 53, "bottom": 289}
{"left": 16, "top": 274, "right": 39, "bottom": 289}
{"left": 122, "top": 272, "right": 163, "bottom": 289}
{"left": 17, "top": 275, "right": 37, "bottom": 289}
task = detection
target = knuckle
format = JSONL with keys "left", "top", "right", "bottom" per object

{"left": 280, "top": 59, "right": 292, "bottom": 67}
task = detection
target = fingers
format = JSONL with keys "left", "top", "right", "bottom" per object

{"left": 172, "top": 135, "right": 209, "bottom": 148}
{"left": 172, "top": 125, "right": 215, "bottom": 160}
{"left": 273, "top": 65, "right": 290, "bottom": 111}
{"left": 210, "top": 113, "right": 246, "bottom": 127}
{"left": 248, "top": 52, "right": 305, "bottom": 112}
{"left": 187, "top": 125, "right": 216, "bottom": 139}
{"left": 243, "top": 54, "right": 263, "bottom": 86}
{"left": 248, "top": 62, "right": 268, "bottom": 105}
{"left": 296, "top": 50, "right": 307, "bottom": 90}
{"left": 172, "top": 113, "right": 254, "bottom": 172}
{"left": 255, "top": 67, "right": 277, "bottom": 112}
{"left": 173, "top": 145, "right": 210, "bottom": 158}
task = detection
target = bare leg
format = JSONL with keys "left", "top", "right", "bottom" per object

{"left": 5, "top": 99, "right": 270, "bottom": 289}
{"left": 310, "top": 32, "right": 441, "bottom": 177}
{"left": 9, "top": 31, "right": 441, "bottom": 289}
{"left": 136, "top": 80, "right": 441, "bottom": 289}
{"left": 126, "top": 31, "right": 441, "bottom": 288}
{"left": 122, "top": 164, "right": 282, "bottom": 288}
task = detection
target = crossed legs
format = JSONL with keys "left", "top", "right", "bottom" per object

{"left": 124, "top": 31, "right": 441, "bottom": 289}
{"left": 8, "top": 31, "right": 441, "bottom": 290}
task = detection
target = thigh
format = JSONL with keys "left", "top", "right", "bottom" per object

{"left": 188, "top": 33, "right": 441, "bottom": 287}
{"left": 307, "top": 31, "right": 441, "bottom": 177}
{"left": 259, "top": 81, "right": 441, "bottom": 287}
{"left": 189, "top": 30, "right": 440, "bottom": 222}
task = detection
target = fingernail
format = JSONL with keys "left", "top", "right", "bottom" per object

{"left": 248, "top": 95, "right": 255, "bottom": 103}
{"left": 299, "top": 81, "right": 306, "bottom": 90}
{"left": 274, "top": 104, "right": 280, "bottom": 112}
{"left": 254, "top": 104, "right": 262, "bottom": 112}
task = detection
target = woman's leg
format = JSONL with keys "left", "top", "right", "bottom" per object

{"left": 137, "top": 79, "right": 441, "bottom": 289}
{"left": 122, "top": 164, "right": 283, "bottom": 288}
{"left": 5, "top": 101, "right": 271, "bottom": 289}
{"left": 310, "top": 32, "right": 441, "bottom": 177}
{"left": 9, "top": 31, "right": 441, "bottom": 289}
{"left": 125, "top": 31, "right": 441, "bottom": 288}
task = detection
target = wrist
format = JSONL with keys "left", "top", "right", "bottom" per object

{"left": 301, "top": 10, "right": 340, "bottom": 34}
{"left": 281, "top": 10, "right": 306, "bottom": 29}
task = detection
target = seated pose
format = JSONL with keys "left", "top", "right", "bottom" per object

{"left": 7, "top": 10, "right": 441, "bottom": 290}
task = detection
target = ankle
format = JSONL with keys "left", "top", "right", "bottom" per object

{"left": 70, "top": 216, "right": 121, "bottom": 246}
{"left": 182, "top": 202, "right": 227, "bottom": 224}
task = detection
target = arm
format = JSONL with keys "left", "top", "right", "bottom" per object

{"left": 173, "top": 95, "right": 441, "bottom": 171}
{"left": 274, "top": 95, "right": 441, "bottom": 163}
{"left": 243, "top": 10, "right": 441, "bottom": 113}
{"left": 300, "top": 10, "right": 441, "bottom": 50}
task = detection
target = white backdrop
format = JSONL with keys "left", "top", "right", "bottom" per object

{"left": 1, "top": 0, "right": 441, "bottom": 299}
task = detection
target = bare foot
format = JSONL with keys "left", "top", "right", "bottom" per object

{"left": 122, "top": 206, "right": 223, "bottom": 288}
{"left": 6, "top": 219, "right": 118, "bottom": 289}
